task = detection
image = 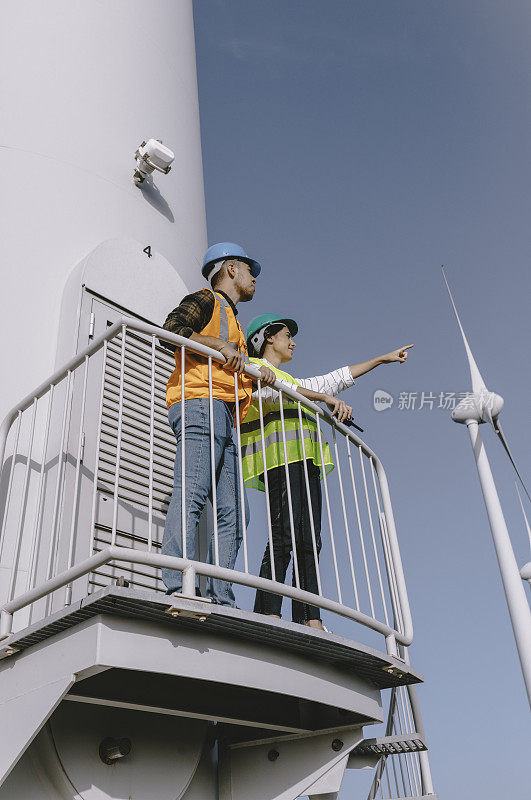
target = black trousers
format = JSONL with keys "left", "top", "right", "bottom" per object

{"left": 254, "top": 460, "right": 322, "bottom": 623}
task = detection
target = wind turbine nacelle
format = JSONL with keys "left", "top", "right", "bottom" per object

{"left": 451, "top": 389, "right": 504, "bottom": 424}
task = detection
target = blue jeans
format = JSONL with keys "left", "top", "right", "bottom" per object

{"left": 161, "top": 398, "right": 249, "bottom": 605}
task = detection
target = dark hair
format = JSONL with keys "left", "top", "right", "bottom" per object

{"left": 256, "top": 323, "right": 286, "bottom": 358}
{"left": 247, "top": 341, "right": 259, "bottom": 359}
{"left": 210, "top": 265, "right": 226, "bottom": 289}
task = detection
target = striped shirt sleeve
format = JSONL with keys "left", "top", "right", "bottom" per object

{"left": 296, "top": 367, "right": 354, "bottom": 395}
{"left": 252, "top": 366, "right": 354, "bottom": 402}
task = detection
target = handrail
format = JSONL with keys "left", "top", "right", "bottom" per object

{"left": 0, "top": 547, "right": 407, "bottom": 644}
{"left": 0, "top": 316, "right": 369, "bottom": 467}
{"left": 0, "top": 317, "right": 413, "bottom": 647}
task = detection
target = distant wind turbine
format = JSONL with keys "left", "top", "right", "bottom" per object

{"left": 443, "top": 267, "right": 531, "bottom": 707}
{"left": 515, "top": 484, "right": 531, "bottom": 587}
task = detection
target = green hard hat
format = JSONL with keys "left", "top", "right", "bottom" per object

{"left": 246, "top": 313, "right": 298, "bottom": 355}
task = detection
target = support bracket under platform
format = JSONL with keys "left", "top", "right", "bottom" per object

{"left": 0, "top": 673, "right": 74, "bottom": 786}
{"left": 219, "top": 727, "right": 364, "bottom": 800}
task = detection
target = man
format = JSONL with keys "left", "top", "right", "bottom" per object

{"left": 161, "top": 243, "right": 275, "bottom": 605}
{"left": 241, "top": 313, "right": 412, "bottom": 630}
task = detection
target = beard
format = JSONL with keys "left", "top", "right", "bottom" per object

{"left": 239, "top": 284, "right": 256, "bottom": 302}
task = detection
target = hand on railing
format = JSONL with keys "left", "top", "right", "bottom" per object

{"left": 256, "top": 365, "right": 276, "bottom": 386}
{"left": 218, "top": 342, "right": 247, "bottom": 374}
{"left": 320, "top": 394, "right": 353, "bottom": 424}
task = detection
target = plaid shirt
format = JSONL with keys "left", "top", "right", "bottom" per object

{"left": 162, "top": 288, "right": 239, "bottom": 344}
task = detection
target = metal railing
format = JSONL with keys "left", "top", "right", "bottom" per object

{"left": 0, "top": 318, "right": 413, "bottom": 654}
{"left": 366, "top": 681, "right": 434, "bottom": 799}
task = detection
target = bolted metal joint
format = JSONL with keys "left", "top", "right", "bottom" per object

{"left": 331, "top": 738, "right": 344, "bottom": 752}
{"left": 99, "top": 737, "right": 132, "bottom": 765}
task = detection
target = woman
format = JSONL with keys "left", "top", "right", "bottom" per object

{"left": 241, "top": 313, "right": 412, "bottom": 630}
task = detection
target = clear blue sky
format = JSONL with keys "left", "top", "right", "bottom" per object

{"left": 193, "top": 2, "right": 531, "bottom": 796}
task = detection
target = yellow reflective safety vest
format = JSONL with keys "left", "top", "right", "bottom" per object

{"left": 240, "top": 358, "right": 334, "bottom": 491}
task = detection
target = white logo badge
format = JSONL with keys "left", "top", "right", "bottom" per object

{"left": 373, "top": 390, "right": 394, "bottom": 412}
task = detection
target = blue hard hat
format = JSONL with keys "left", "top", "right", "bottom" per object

{"left": 202, "top": 242, "right": 261, "bottom": 280}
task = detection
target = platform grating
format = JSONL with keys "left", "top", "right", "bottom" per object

{"left": 354, "top": 732, "right": 427, "bottom": 756}
{"left": 1, "top": 586, "right": 423, "bottom": 690}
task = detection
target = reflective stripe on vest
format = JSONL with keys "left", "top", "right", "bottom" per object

{"left": 240, "top": 358, "right": 334, "bottom": 491}
{"left": 166, "top": 289, "right": 252, "bottom": 424}
{"left": 217, "top": 293, "right": 250, "bottom": 364}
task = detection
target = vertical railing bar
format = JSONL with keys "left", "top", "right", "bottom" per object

{"left": 147, "top": 335, "right": 156, "bottom": 553}
{"left": 181, "top": 344, "right": 186, "bottom": 559}
{"left": 403, "top": 693, "right": 422, "bottom": 799}
{"left": 43, "top": 369, "right": 74, "bottom": 617}
{"left": 88, "top": 340, "right": 108, "bottom": 561}
{"left": 404, "top": 687, "right": 418, "bottom": 746}
{"left": 398, "top": 686, "right": 421, "bottom": 796}
{"left": 406, "top": 746, "right": 421, "bottom": 796}
{"left": 393, "top": 719, "right": 408, "bottom": 798}
{"left": 359, "top": 446, "right": 389, "bottom": 625}
{"left": 257, "top": 380, "right": 276, "bottom": 582}
{"left": 367, "top": 764, "right": 380, "bottom": 800}
{"left": 402, "top": 753, "right": 414, "bottom": 795}
{"left": 395, "top": 689, "right": 405, "bottom": 734}
{"left": 371, "top": 458, "right": 403, "bottom": 637}
{"left": 377, "top": 686, "right": 397, "bottom": 800}
{"left": 398, "top": 683, "right": 409, "bottom": 733}
{"left": 333, "top": 428, "right": 360, "bottom": 610}
{"left": 64, "top": 355, "right": 90, "bottom": 604}
{"left": 208, "top": 357, "right": 219, "bottom": 566}
{"left": 387, "top": 691, "right": 400, "bottom": 792}
{"left": 278, "top": 391, "right": 300, "bottom": 589}
{"left": 8, "top": 399, "right": 38, "bottom": 601}
{"left": 400, "top": 683, "right": 412, "bottom": 734}
{"left": 384, "top": 757, "right": 392, "bottom": 798}
{"left": 369, "top": 754, "right": 385, "bottom": 800}
{"left": 379, "top": 509, "right": 404, "bottom": 635}
{"left": 395, "top": 695, "right": 415, "bottom": 796}
{"left": 346, "top": 437, "right": 374, "bottom": 617}
{"left": 297, "top": 402, "right": 322, "bottom": 596}
{"left": 315, "top": 414, "right": 342, "bottom": 603}
{"left": 52, "top": 371, "right": 76, "bottom": 585}
{"left": 233, "top": 374, "right": 248, "bottom": 573}
{"left": 390, "top": 743, "right": 401, "bottom": 795}
{"left": 44, "top": 370, "right": 73, "bottom": 582}
{"left": 111, "top": 326, "right": 127, "bottom": 547}
{"left": 27, "top": 385, "right": 55, "bottom": 593}
{"left": 0, "top": 410, "right": 23, "bottom": 556}
{"left": 412, "top": 751, "right": 422, "bottom": 797}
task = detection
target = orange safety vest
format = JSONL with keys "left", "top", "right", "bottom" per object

{"left": 166, "top": 289, "right": 253, "bottom": 424}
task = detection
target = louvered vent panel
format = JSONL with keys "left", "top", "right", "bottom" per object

{"left": 91, "top": 330, "right": 177, "bottom": 592}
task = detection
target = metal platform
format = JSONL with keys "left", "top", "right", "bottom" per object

{"left": 0, "top": 585, "right": 422, "bottom": 690}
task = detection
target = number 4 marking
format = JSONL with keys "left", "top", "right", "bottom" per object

{"left": 143, "top": 245, "right": 153, "bottom": 258}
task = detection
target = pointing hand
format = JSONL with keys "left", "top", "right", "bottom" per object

{"left": 381, "top": 344, "right": 414, "bottom": 364}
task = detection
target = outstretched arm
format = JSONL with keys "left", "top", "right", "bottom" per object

{"left": 349, "top": 344, "right": 414, "bottom": 380}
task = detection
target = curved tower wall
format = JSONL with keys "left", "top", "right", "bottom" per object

{"left": 0, "top": 0, "right": 207, "bottom": 421}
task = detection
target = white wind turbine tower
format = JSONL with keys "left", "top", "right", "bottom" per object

{"left": 516, "top": 484, "right": 531, "bottom": 587}
{"left": 443, "top": 268, "right": 531, "bottom": 707}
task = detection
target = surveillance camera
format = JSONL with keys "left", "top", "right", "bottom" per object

{"left": 133, "top": 138, "right": 175, "bottom": 184}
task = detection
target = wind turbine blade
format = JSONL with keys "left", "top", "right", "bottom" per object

{"left": 515, "top": 483, "right": 531, "bottom": 551}
{"left": 441, "top": 267, "right": 487, "bottom": 393}
{"left": 492, "top": 419, "right": 531, "bottom": 504}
